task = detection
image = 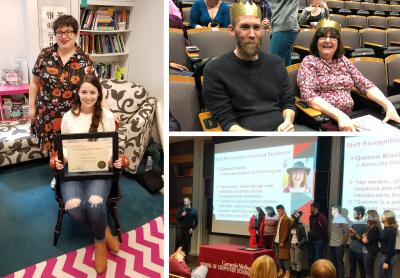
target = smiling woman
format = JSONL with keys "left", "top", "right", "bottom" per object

{"left": 297, "top": 19, "right": 400, "bottom": 131}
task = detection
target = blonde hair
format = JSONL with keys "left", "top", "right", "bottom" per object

{"left": 310, "top": 259, "right": 336, "bottom": 278}
{"left": 250, "top": 255, "right": 277, "bottom": 278}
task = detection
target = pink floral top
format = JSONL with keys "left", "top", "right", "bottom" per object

{"left": 297, "top": 55, "right": 375, "bottom": 114}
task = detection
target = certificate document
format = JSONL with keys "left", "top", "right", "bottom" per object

{"left": 64, "top": 140, "right": 112, "bottom": 173}
{"left": 352, "top": 115, "right": 400, "bottom": 132}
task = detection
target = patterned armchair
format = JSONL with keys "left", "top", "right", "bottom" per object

{"left": 101, "top": 79, "right": 157, "bottom": 174}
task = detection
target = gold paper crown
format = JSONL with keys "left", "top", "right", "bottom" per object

{"left": 231, "top": 0, "right": 261, "bottom": 21}
{"left": 316, "top": 19, "right": 341, "bottom": 32}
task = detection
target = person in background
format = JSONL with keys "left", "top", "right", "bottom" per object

{"left": 250, "top": 255, "right": 278, "bottom": 278}
{"left": 329, "top": 205, "right": 349, "bottom": 278}
{"left": 379, "top": 210, "right": 398, "bottom": 278}
{"left": 298, "top": 0, "right": 329, "bottom": 27}
{"left": 176, "top": 197, "right": 198, "bottom": 261}
{"left": 256, "top": 0, "right": 272, "bottom": 30}
{"left": 269, "top": 0, "right": 299, "bottom": 66}
{"left": 169, "top": 247, "right": 208, "bottom": 278}
{"left": 55, "top": 75, "right": 122, "bottom": 274}
{"left": 274, "top": 204, "right": 292, "bottom": 278}
{"left": 297, "top": 19, "right": 400, "bottom": 131}
{"left": 362, "top": 210, "right": 381, "bottom": 278}
{"left": 249, "top": 207, "right": 266, "bottom": 248}
{"left": 289, "top": 210, "right": 307, "bottom": 278}
{"left": 263, "top": 206, "right": 279, "bottom": 249}
{"left": 308, "top": 202, "right": 328, "bottom": 267}
{"left": 190, "top": 0, "right": 230, "bottom": 28}
{"left": 310, "top": 259, "right": 337, "bottom": 278}
{"left": 348, "top": 206, "right": 367, "bottom": 278}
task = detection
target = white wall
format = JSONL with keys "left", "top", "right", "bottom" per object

{"left": 129, "top": 0, "right": 165, "bottom": 146}
{"left": 0, "top": 1, "right": 28, "bottom": 74}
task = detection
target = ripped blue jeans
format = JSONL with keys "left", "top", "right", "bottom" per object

{"left": 61, "top": 179, "right": 112, "bottom": 240}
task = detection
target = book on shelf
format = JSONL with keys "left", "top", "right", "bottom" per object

{"left": 80, "top": 34, "right": 125, "bottom": 54}
{"left": 80, "top": 7, "right": 130, "bottom": 31}
{"left": 94, "top": 63, "right": 125, "bottom": 80}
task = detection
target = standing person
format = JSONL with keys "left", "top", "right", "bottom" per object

{"left": 289, "top": 210, "right": 307, "bottom": 278}
{"left": 378, "top": 210, "right": 398, "bottom": 278}
{"left": 362, "top": 210, "right": 381, "bottom": 278}
{"left": 308, "top": 202, "right": 328, "bottom": 267}
{"left": 54, "top": 75, "right": 122, "bottom": 274}
{"left": 329, "top": 205, "right": 349, "bottom": 278}
{"left": 176, "top": 197, "right": 198, "bottom": 260}
{"left": 30, "top": 15, "right": 94, "bottom": 153}
{"left": 269, "top": 0, "right": 299, "bottom": 66}
{"left": 349, "top": 206, "right": 368, "bottom": 278}
{"left": 249, "top": 207, "right": 266, "bottom": 248}
{"left": 264, "top": 206, "right": 279, "bottom": 249}
{"left": 274, "top": 204, "right": 292, "bottom": 278}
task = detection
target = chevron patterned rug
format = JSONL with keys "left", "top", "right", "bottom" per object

{"left": 5, "top": 215, "right": 164, "bottom": 278}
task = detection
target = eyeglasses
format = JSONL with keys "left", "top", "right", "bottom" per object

{"left": 55, "top": 30, "right": 75, "bottom": 38}
{"left": 319, "top": 35, "right": 338, "bottom": 41}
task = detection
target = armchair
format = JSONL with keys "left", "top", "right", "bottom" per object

{"left": 100, "top": 79, "right": 157, "bottom": 174}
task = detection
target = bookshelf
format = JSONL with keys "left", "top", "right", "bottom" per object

{"left": 79, "top": 0, "right": 134, "bottom": 80}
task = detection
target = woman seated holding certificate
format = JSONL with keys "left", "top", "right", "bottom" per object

{"left": 55, "top": 74, "right": 122, "bottom": 274}
{"left": 297, "top": 19, "right": 400, "bottom": 131}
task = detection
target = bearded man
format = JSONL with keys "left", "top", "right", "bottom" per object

{"left": 203, "top": 0, "right": 296, "bottom": 131}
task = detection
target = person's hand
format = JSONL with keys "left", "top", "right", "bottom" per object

{"left": 113, "top": 157, "right": 122, "bottom": 169}
{"left": 277, "top": 121, "right": 294, "bottom": 132}
{"left": 319, "top": 0, "right": 328, "bottom": 8}
{"left": 113, "top": 113, "right": 121, "bottom": 124}
{"left": 182, "top": 211, "right": 187, "bottom": 216}
{"left": 361, "top": 234, "right": 368, "bottom": 244}
{"left": 173, "top": 246, "right": 186, "bottom": 262}
{"left": 305, "top": 7, "right": 313, "bottom": 12}
{"left": 382, "top": 103, "right": 400, "bottom": 124}
{"left": 55, "top": 158, "right": 64, "bottom": 170}
{"left": 262, "top": 18, "right": 270, "bottom": 29}
{"left": 337, "top": 114, "right": 357, "bottom": 131}
{"left": 383, "top": 262, "right": 389, "bottom": 270}
{"left": 195, "top": 25, "right": 204, "bottom": 29}
{"left": 279, "top": 243, "right": 284, "bottom": 248}
{"left": 169, "top": 62, "right": 189, "bottom": 72}
{"left": 207, "top": 22, "right": 219, "bottom": 28}
{"left": 29, "top": 106, "right": 36, "bottom": 124}
{"left": 189, "top": 228, "right": 193, "bottom": 235}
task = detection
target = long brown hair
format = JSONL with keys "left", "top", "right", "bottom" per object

{"left": 71, "top": 74, "right": 103, "bottom": 133}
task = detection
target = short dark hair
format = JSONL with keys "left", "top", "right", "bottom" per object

{"left": 276, "top": 204, "right": 284, "bottom": 210}
{"left": 331, "top": 204, "right": 341, "bottom": 213}
{"left": 53, "top": 14, "right": 79, "bottom": 34}
{"left": 311, "top": 202, "right": 320, "bottom": 210}
{"left": 309, "top": 27, "right": 345, "bottom": 60}
{"left": 354, "top": 206, "right": 365, "bottom": 217}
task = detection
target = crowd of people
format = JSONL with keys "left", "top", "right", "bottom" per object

{"left": 248, "top": 203, "right": 398, "bottom": 278}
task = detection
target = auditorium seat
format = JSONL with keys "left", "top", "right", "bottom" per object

{"left": 385, "top": 54, "right": 400, "bottom": 96}
{"left": 361, "top": 2, "right": 376, "bottom": 15}
{"left": 387, "top": 16, "right": 400, "bottom": 27}
{"left": 391, "top": 4, "right": 400, "bottom": 13}
{"left": 187, "top": 28, "right": 235, "bottom": 60}
{"left": 347, "top": 15, "right": 368, "bottom": 29}
{"left": 293, "top": 28, "right": 315, "bottom": 61}
{"left": 344, "top": 1, "right": 361, "bottom": 14}
{"left": 357, "top": 10, "right": 370, "bottom": 16}
{"left": 368, "top": 16, "right": 387, "bottom": 29}
{"left": 360, "top": 28, "right": 400, "bottom": 57}
{"left": 170, "top": 28, "right": 191, "bottom": 70}
{"left": 169, "top": 75, "right": 202, "bottom": 131}
{"left": 339, "top": 8, "right": 353, "bottom": 16}
{"left": 340, "top": 28, "right": 375, "bottom": 57}
{"left": 376, "top": 3, "right": 391, "bottom": 16}
{"left": 386, "top": 28, "right": 400, "bottom": 46}
{"left": 182, "top": 7, "right": 191, "bottom": 28}
{"left": 374, "top": 10, "right": 387, "bottom": 17}
{"left": 327, "top": 0, "right": 345, "bottom": 13}
{"left": 350, "top": 57, "right": 400, "bottom": 109}
{"left": 330, "top": 14, "right": 348, "bottom": 27}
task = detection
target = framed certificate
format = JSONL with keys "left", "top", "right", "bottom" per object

{"left": 55, "top": 132, "right": 118, "bottom": 181}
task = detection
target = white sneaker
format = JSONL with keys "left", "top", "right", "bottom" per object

{"left": 51, "top": 177, "right": 56, "bottom": 190}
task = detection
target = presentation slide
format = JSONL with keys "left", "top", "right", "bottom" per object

{"left": 342, "top": 137, "right": 400, "bottom": 249}
{"left": 212, "top": 137, "right": 318, "bottom": 236}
